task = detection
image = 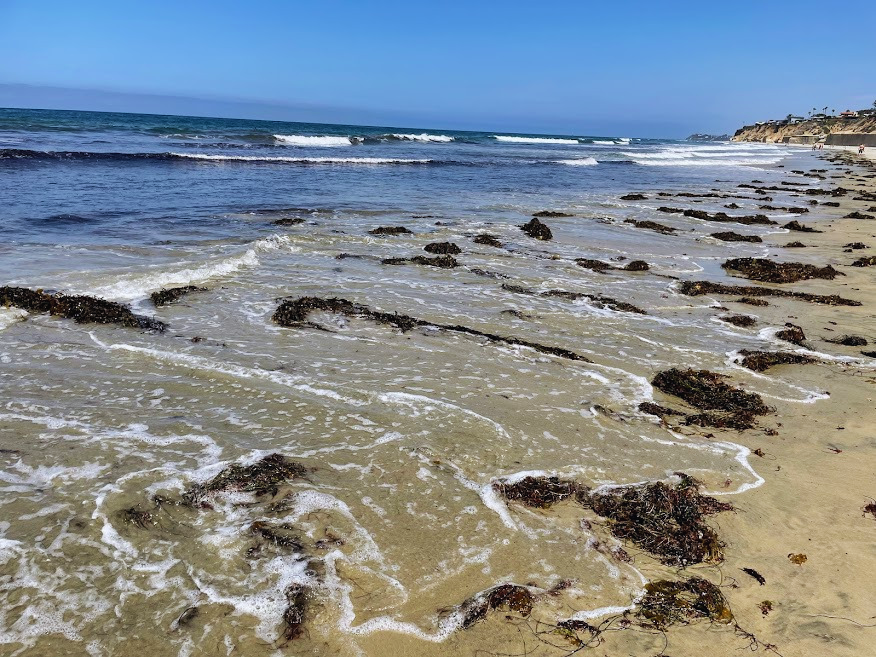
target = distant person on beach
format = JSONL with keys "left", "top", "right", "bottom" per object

{"left": 818, "top": 143, "right": 823, "bottom": 150}
{"left": 859, "top": 144, "right": 866, "bottom": 154}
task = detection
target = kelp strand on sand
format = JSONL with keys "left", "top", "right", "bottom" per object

{"left": 538, "top": 288, "right": 647, "bottom": 314}
{"left": 494, "top": 476, "right": 577, "bottom": 508}
{"left": 182, "top": 454, "right": 307, "bottom": 508}
{"left": 719, "top": 314, "right": 756, "bottom": 328}
{"left": 577, "top": 475, "right": 733, "bottom": 566}
{"left": 783, "top": 220, "right": 821, "bottom": 233}
{"left": 635, "top": 578, "right": 733, "bottom": 630}
{"left": 711, "top": 231, "right": 762, "bottom": 243}
{"left": 776, "top": 323, "right": 808, "bottom": 346}
{"left": 382, "top": 255, "right": 459, "bottom": 268}
{"left": 638, "top": 401, "right": 683, "bottom": 418}
{"left": 0, "top": 286, "right": 166, "bottom": 331}
{"left": 150, "top": 285, "right": 207, "bottom": 307}
{"left": 722, "top": 258, "right": 841, "bottom": 283}
{"left": 825, "top": 335, "right": 868, "bottom": 346}
{"left": 457, "top": 584, "right": 534, "bottom": 629}
{"left": 576, "top": 258, "right": 649, "bottom": 273}
{"left": 272, "top": 296, "right": 593, "bottom": 362}
{"left": 679, "top": 280, "right": 861, "bottom": 306}
{"left": 735, "top": 297, "right": 769, "bottom": 306}
{"left": 624, "top": 219, "right": 676, "bottom": 235}
{"left": 657, "top": 207, "right": 776, "bottom": 226}
{"left": 851, "top": 256, "right": 876, "bottom": 267}
{"left": 737, "top": 350, "right": 816, "bottom": 372}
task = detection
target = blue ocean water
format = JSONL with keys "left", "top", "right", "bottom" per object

{"left": 0, "top": 107, "right": 785, "bottom": 246}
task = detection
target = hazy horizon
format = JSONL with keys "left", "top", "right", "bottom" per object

{"left": 2, "top": 0, "right": 874, "bottom": 138}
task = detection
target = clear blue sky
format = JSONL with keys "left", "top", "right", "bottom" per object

{"left": 1, "top": 0, "right": 874, "bottom": 137}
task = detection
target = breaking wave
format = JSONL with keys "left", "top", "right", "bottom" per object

{"left": 273, "top": 134, "right": 354, "bottom": 147}
{"left": 494, "top": 135, "right": 580, "bottom": 144}
{"left": 555, "top": 157, "right": 599, "bottom": 166}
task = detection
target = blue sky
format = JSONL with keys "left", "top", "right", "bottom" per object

{"left": 1, "top": 0, "right": 874, "bottom": 137}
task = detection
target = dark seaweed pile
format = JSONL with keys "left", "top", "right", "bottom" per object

{"left": 635, "top": 577, "right": 733, "bottom": 630}
{"left": 494, "top": 476, "right": 577, "bottom": 508}
{"left": 719, "top": 314, "right": 756, "bottom": 328}
{"left": 0, "top": 286, "right": 166, "bottom": 331}
{"left": 722, "top": 258, "right": 841, "bottom": 283}
{"left": 151, "top": 285, "right": 207, "bottom": 307}
{"left": 182, "top": 453, "right": 307, "bottom": 508}
{"left": 737, "top": 350, "right": 816, "bottom": 372}
{"left": 624, "top": 219, "right": 676, "bottom": 235}
{"left": 424, "top": 242, "right": 462, "bottom": 255}
{"left": 711, "top": 231, "right": 762, "bottom": 243}
{"left": 520, "top": 217, "right": 553, "bottom": 240}
{"left": 679, "top": 281, "right": 861, "bottom": 306}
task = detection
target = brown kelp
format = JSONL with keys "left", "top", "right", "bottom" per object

{"left": 721, "top": 258, "right": 841, "bottom": 283}
{"left": 150, "top": 286, "right": 207, "bottom": 307}
{"left": 679, "top": 281, "right": 861, "bottom": 306}
{"left": 182, "top": 454, "right": 307, "bottom": 508}
{"left": 494, "top": 476, "right": 578, "bottom": 508}
{"left": 0, "top": 286, "right": 166, "bottom": 331}
{"left": 737, "top": 350, "right": 816, "bottom": 372}
{"left": 520, "top": 217, "right": 553, "bottom": 240}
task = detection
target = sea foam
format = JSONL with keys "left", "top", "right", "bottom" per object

{"left": 494, "top": 135, "right": 580, "bottom": 144}
{"left": 273, "top": 134, "right": 354, "bottom": 147}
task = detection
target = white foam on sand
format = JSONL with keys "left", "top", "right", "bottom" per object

{"left": 86, "top": 234, "right": 293, "bottom": 300}
{"left": 0, "top": 307, "right": 27, "bottom": 332}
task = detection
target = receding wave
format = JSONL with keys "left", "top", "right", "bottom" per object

{"left": 494, "top": 135, "right": 580, "bottom": 144}
{"left": 273, "top": 134, "right": 354, "bottom": 147}
{"left": 555, "top": 157, "right": 599, "bottom": 166}
{"left": 0, "top": 149, "right": 433, "bottom": 165}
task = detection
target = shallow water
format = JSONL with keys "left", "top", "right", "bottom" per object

{"left": 0, "top": 109, "right": 854, "bottom": 655}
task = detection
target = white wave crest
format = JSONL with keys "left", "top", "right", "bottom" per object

{"left": 555, "top": 157, "right": 598, "bottom": 166}
{"left": 592, "top": 140, "right": 616, "bottom": 145}
{"left": 494, "top": 135, "right": 579, "bottom": 144}
{"left": 632, "top": 157, "right": 782, "bottom": 167}
{"left": 389, "top": 133, "right": 454, "bottom": 142}
{"left": 86, "top": 235, "right": 293, "bottom": 301}
{"left": 274, "top": 134, "right": 353, "bottom": 147}
{"left": 171, "top": 153, "right": 431, "bottom": 164}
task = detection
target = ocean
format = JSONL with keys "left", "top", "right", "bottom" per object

{"left": 0, "top": 108, "right": 833, "bottom": 655}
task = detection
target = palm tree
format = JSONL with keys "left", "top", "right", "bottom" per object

{"left": 822, "top": 106, "right": 828, "bottom": 114}
{"left": 831, "top": 108, "right": 836, "bottom": 116}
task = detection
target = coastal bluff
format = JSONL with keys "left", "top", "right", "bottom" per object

{"left": 733, "top": 113, "right": 876, "bottom": 145}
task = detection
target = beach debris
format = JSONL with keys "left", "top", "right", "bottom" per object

{"left": 737, "top": 350, "right": 816, "bottom": 372}
{"left": 424, "top": 241, "right": 461, "bottom": 255}
{"left": 634, "top": 578, "right": 733, "bottom": 630}
{"left": 776, "top": 323, "right": 808, "bottom": 346}
{"left": 845, "top": 242, "right": 868, "bottom": 249}
{"left": 735, "top": 297, "right": 769, "bottom": 306}
{"left": 494, "top": 476, "right": 577, "bottom": 508}
{"left": 624, "top": 219, "right": 676, "bottom": 235}
{"left": 520, "top": 217, "right": 553, "bottom": 240}
{"left": 725, "top": 203, "right": 741, "bottom": 209}
{"left": 782, "top": 220, "right": 821, "bottom": 233}
{"left": 759, "top": 600, "right": 773, "bottom": 616}
{"left": 719, "top": 314, "right": 756, "bottom": 328}
{"left": 457, "top": 584, "right": 534, "bottom": 629}
{"left": 638, "top": 401, "right": 683, "bottom": 418}
{"left": 711, "top": 231, "right": 762, "bottom": 243}
{"left": 783, "top": 241, "right": 807, "bottom": 248}
{"left": 273, "top": 217, "right": 306, "bottom": 226}
{"left": 679, "top": 281, "right": 861, "bottom": 306}
{"left": 576, "top": 474, "right": 732, "bottom": 565}
{"left": 472, "top": 233, "right": 503, "bottom": 247}
{"left": 532, "top": 210, "right": 571, "bottom": 217}
{"left": 576, "top": 258, "right": 649, "bottom": 273}
{"left": 247, "top": 521, "right": 305, "bottom": 557}
{"left": 173, "top": 605, "right": 200, "bottom": 629}
{"left": 863, "top": 500, "right": 876, "bottom": 519}
{"left": 721, "top": 258, "right": 841, "bottom": 283}
{"left": 382, "top": 255, "right": 459, "bottom": 268}
{"left": 741, "top": 568, "right": 766, "bottom": 585}
{"left": 851, "top": 256, "right": 876, "bottom": 267}
{"left": 281, "top": 583, "right": 309, "bottom": 641}
{"left": 653, "top": 368, "right": 770, "bottom": 416}
{"left": 369, "top": 226, "right": 413, "bottom": 235}
{"left": 0, "top": 286, "right": 166, "bottom": 331}
{"left": 844, "top": 211, "right": 875, "bottom": 220}
{"left": 273, "top": 296, "right": 593, "bottom": 361}
{"left": 760, "top": 205, "right": 808, "bottom": 213}
{"left": 822, "top": 201, "right": 841, "bottom": 207}
{"left": 657, "top": 207, "right": 776, "bottom": 226}
{"left": 788, "top": 553, "right": 807, "bottom": 565}
{"left": 182, "top": 453, "right": 307, "bottom": 508}
{"left": 118, "top": 504, "right": 158, "bottom": 529}
{"left": 620, "top": 193, "right": 648, "bottom": 201}
{"left": 150, "top": 285, "right": 207, "bottom": 307}
{"left": 825, "top": 335, "right": 868, "bottom": 346}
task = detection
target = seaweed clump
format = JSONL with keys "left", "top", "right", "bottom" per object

{"left": 382, "top": 255, "right": 458, "bottom": 268}
{"left": 150, "top": 286, "right": 207, "bottom": 307}
{"left": 620, "top": 193, "right": 648, "bottom": 201}
{"left": 624, "top": 219, "right": 676, "bottom": 235}
{"left": 657, "top": 207, "right": 776, "bottom": 226}
{"left": 273, "top": 217, "right": 305, "bottom": 226}
{"left": 783, "top": 220, "right": 821, "bottom": 233}
{"left": 577, "top": 475, "right": 733, "bottom": 565}
{"left": 825, "top": 335, "right": 868, "bottom": 346}
{"left": 182, "top": 453, "right": 307, "bottom": 508}
{"left": 0, "top": 286, "right": 166, "bottom": 331}
{"left": 281, "top": 583, "right": 309, "bottom": 641}
{"left": 458, "top": 584, "right": 534, "bottom": 629}
{"left": 638, "top": 401, "right": 683, "bottom": 418}
{"left": 735, "top": 297, "right": 769, "bottom": 307}
{"left": 851, "top": 256, "right": 876, "bottom": 267}
{"left": 494, "top": 476, "right": 577, "bottom": 508}
{"left": 784, "top": 241, "right": 806, "bottom": 248}
{"left": 845, "top": 211, "right": 875, "bottom": 220}
{"left": 369, "top": 226, "right": 412, "bottom": 235}
{"left": 520, "top": 217, "right": 553, "bottom": 240}
{"left": 575, "top": 258, "right": 649, "bottom": 273}
{"left": 776, "top": 323, "right": 808, "bottom": 346}
{"left": 711, "top": 231, "right": 762, "bottom": 243}
{"left": 424, "top": 241, "right": 461, "bottom": 255}
{"left": 635, "top": 577, "right": 733, "bottom": 630}
{"left": 719, "top": 314, "right": 756, "bottom": 328}
{"left": 722, "top": 257, "right": 841, "bottom": 283}
{"left": 737, "top": 350, "right": 816, "bottom": 372}
{"left": 473, "top": 233, "right": 503, "bottom": 248}
{"left": 679, "top": 280, "right": 860, "bottom": 306}
{"left": 653, "top": 368, "right": 770, "bottom": 416}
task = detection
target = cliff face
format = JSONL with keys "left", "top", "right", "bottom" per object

{"left": 733, "top": 115, "right": 876, "bottom": 143}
